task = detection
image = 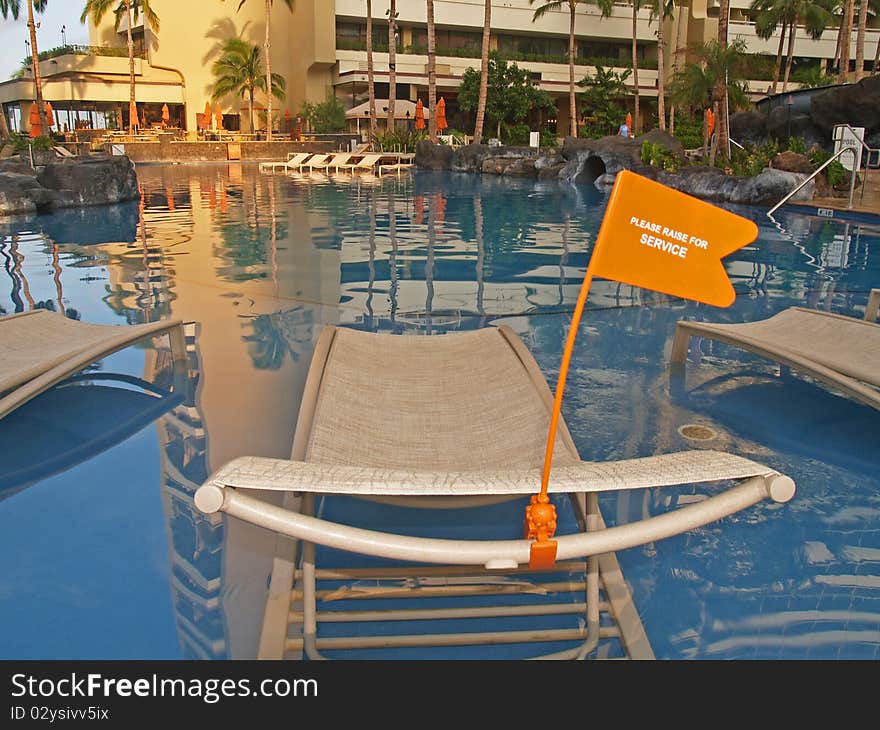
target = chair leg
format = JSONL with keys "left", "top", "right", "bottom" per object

{"left": 300, "top": 494, "right": 327, "bottom": 660}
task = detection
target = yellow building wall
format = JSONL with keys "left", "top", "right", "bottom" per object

{"left": 87, "top": 0, "right": 331, "bottom": 134}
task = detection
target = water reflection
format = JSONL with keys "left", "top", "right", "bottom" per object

{"left": 0, "top": 164, "right": 877, "bottom": 659}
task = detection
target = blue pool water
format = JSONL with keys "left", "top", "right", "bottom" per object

{"left": 0, "top": 163, "right": 877, "bottom": 660}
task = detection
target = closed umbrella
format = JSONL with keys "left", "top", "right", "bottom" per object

{"left": 414, "top": 99, "right": 425, "bottom": 131}
{"left": 161, "top": 103, "right": 169, "bottom": 126}
{"left": 215, "top": 103, "right": 224, "bottom": 131}
{"left": 129, "top": 100, "right": 138, "bottom": 131}
{"left": 44, "top": 102, "right": 54, "bottom": 129}
{"left": 28, "top": 102, "right": 41, "bottom": 138}
{"left": 436, "top": 97, "right": 448, "bottom": 132}
{"left": 204, "top": 101, "right": 213, "bottom": 130}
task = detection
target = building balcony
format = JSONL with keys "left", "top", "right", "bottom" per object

{"left": 335, "top": 49, "right": 660, "bottom": 97}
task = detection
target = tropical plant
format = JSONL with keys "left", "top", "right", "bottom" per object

{"left": 751, "top": 0, "right": 833, "bottom": 93}
{"left": 1, "top": 0, "right": 49, "bottom": 136}
{"left": 225, "top": 0, "right": 293, "bottom": 141}
{"left": 529, "top": 0, "right": 613, "bottom": 138}
{"left": 791, "top": 62, "right": 836, "bottom": 87}
{"left": 577, "top": 65, "right": 632, "bottom": 137}
{"left": 668, "top": 38, "right": 749, "bottom": 164}
{"left": 474, "top": 0, "right": 492, "bottom": 143}
{"left": 299, "top": 94, "right": 345, "bottom": 133}
{"left": 641, "top": 140, "right": 681, "bottom": 170}
{"left": 459, "top": 52, "right": 556, "bottom": 141}
{"left": 81, "top": 1, "right": 159, "bottom": 134}
{"left": 211, "top": 37, "right": 285, "bottom": 134}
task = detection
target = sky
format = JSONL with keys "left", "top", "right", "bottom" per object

{"left": 0, "top": 3, "right": 91, "bottom": 81}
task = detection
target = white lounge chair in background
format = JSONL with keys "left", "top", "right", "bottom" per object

{"left": 196, "top": 324, "right": 796, "bottom": 660}
{"left": 340, "top": 153, "right": 383, "bottom": 174}
{"left": 670, "top": 294, "right": 880, "bottom": 411}
{"left": 0, "top": 309, "right": 187, "bottom": 420}
{"left": 307, "top": 153, "right": 353, "bottom": 172}
{"left": 259, "top": 152, "right": 313, "bottom": 173}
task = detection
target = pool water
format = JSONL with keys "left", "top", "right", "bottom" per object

{"left": 0, "top": 164, "right": 877, "bottom": 660}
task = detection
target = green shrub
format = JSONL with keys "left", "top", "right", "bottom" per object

{"left": 787, "top": 136, "right": 807, "bottom": 154}
{"left": 641, "top": 141, "right": 681, "bottom": 172}
{"left": 8, "top": 133, "right": 53, "bottom": 152}
{"left": 728, "top": 140, "right": 779, "bottom": 176}
{"left": 809, "top": 147, "right": 846, "bottom": 188}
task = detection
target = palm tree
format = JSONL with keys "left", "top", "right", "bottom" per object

{"left": 838, "top": 0, "right": 855, "bottom": 81}
{"left": 228, "top": 0, "right": 293, "bottom": 141}
{"left": 386, "top": 0, "right": 397, "bottom": 132}
{"left": 631, "top": 0, "right": 641, "bottom": 133}
{"left": 530, "top": 2, "right": 583, "bottom": 139}
{"left": 1, "top": 1, "right": 49, "bottom": 136}
{"left": 751, "top": 0, "right": 788, "bottom": 94}
{"left": 781, "top": 0, "right": 833, "bottom": 90}
{"left": 366, "top": 0, "right": 376, "bottom": 138}
{"left": 211, "top": 37, "right": 285, "bottom": 134}
{"left": 668, "top": 0, "right": 687, "bottom": 134}
{"left": 427, "top": 0, "right": 437, "bottom": 142}
{"left": 81, "top": 1, "right": 159, "bottom": 134}
{"left": 649, "top": 0, "right": 676, "bottom": 130}
{"left": 669, "top": 38, "right": 749, "bottom": 164}
{"left": 474, "top": 0, "right": 492, "bottom": 143}
{"left": 854, "top": 0, "right": 869, "bottom": 79}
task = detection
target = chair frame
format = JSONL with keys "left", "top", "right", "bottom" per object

{"left": 670, "top": 295, "right": 880, "bottom": 411}
{"left": 196, "top": 325, "right": 795, "bottom": 660}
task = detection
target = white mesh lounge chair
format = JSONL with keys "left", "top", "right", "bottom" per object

{"left": 195, "top": 324, "right": 796, "bottom": 659}
{"left": 377, "top": 161, "right": 414, "bottom": 176}
{"left": 0, "top": 309, "right": 187, "bottom": 420}
{"left": 339, "top": 153, "right": 383, "bottom": 174}
{"left": 307, "top": 153, "right": 353, "bottom": 172}
{"left": 259, "top": 152, "right": 313, "bottom": 173}
{"left": 670, "top": 294, "right": 880, "bottom": 411}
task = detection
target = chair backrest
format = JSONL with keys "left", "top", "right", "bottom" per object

{"left": 330, "top": 153, "right": 352, "bottom": 166}
{"left": 287, "top": 152, "right": 310, "bottom": 165}
{"left": 356, "top": 154, "right": 382, "bottom": 168}
{"left": 299, "top": 326, "right": 581, "bottom": 471}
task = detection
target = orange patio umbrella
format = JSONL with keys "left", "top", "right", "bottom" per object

{"left": 28, "top": 102, "right": 41, "bottom": 138}
{"left": 436, "top": 97, "right": 448, "bottom": 132}
{"left": 625, "top": 111, "right": 632, "bottom": 131}
{"left": 215, "top": 103, "right": 224, "bottom": 131}
{"left": 44, "top": 102, "right": 54, "bottom": 128}
{"left": 129, "top": 100, "right": 138, "bottom": 130}
{"left": 414, "top": 99, "right": 425, "bottom": 131}
{"left": 161, "top": 103, "right": 170, "bottom": 125}
{"left": 705, "top": 108, "right": 715, "bottom": 139}
{"left": 204, "top": 100, "right": 213, "bottom": 129}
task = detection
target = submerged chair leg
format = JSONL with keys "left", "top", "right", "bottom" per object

{"left": 300, "top": 494, "right": 328, "bottom": 661}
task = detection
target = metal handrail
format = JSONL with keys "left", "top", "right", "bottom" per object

{"left": 767, "top": 144, "right": 858, "bottom": 216}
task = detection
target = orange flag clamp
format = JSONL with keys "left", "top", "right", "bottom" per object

{"left": 526, "top": 170, "right": 759, "bottom": 569}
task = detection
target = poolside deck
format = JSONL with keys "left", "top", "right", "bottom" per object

{"left": 783, "top": 168, "right": 880, "bottom": 221}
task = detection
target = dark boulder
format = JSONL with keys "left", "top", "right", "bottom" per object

{"left": 414, "top": 138, "right": 453, "bottom": 170}
{"left": 810, "top": 75, "right": 880, "bottom": 134}
{"left": 730, "top": 110, "right": 770, "bottom": 146}
{"left": 635, "top": 128, "right": 686, "bottom": 159}
{"left": 0, "top": 172, "right": 59, "bottom": 215}
{"left": 771, "top": 151, "right": 813, "bottom": 174}
{"left": 36, "top": 154, "right": 139, "bottom": 208}
{"left": 766, "top": 108, "right": 826, "bottom": 148}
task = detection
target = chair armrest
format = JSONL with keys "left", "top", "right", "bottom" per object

{"left": 199, "top": 450, "right": 793, "bottom": 499}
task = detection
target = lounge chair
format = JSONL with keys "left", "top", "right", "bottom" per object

{"left": 0, "top": 309, "right": 187, "bottom": 420}
{"left": 307, "top": 153, "right": 353, "bottom": 172}
{"left": 259, "top": 152, "right": 312, "bottom": 173}
{"left": 377, "top": 161, "right": 414, "bottom": 175}
{"left": 195, "top": 324, "right": 795, "bottom": 660}
{"left": 670, "top": 295, "right": 880, "bottom": 411}
{"left": 339, "top": 153, "right": 383, "bottom": 174}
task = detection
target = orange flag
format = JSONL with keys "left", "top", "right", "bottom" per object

{"left": 590, "top": 170, "right": 757, "bottom": 307}
{"left": 527, "top": 170, "right": 758, "bottom": 570}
